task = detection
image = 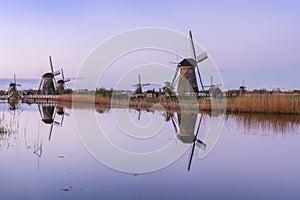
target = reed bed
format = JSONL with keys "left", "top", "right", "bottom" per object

{"left": 227, "top": 94, "right": 300, "bottom": 114}
{"left": 57, "top": 94, "right": 300, "bottom": 114}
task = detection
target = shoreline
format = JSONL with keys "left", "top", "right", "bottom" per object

{"left": 3, "top": 93, "right": 299, "bottom": 115}
{"left": 57, "top": 94, "right": 300, "bottom": 115}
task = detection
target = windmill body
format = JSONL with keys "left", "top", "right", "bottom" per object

{"left": 177, "top": 59, "right": 199, "bottom": 96}
{"left": 8, "top": 74, "right": 21, "bottom": 99}
{"left": 131, "top": 74, "right": 150, "bottom": 96}
{"left": 41, "top": 105, "right": 55, "bottom": 124}
{"left": 56, "top": 68, "right": 70, "bottom": 94}
{"left": 177, "top": 112, "right": 198, "bottom": 143}
{"left": 38, "top": 56, "right": 60, "bottom": 95}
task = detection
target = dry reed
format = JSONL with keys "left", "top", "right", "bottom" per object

{"left": 57, "top": 94, "right": 300, "bottom": 114}
{"left": 227, "top": 94, "right": 300, "bottom": 114}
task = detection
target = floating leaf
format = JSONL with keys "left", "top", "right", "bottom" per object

{"left": 60, "top": 188, "right": 69, "bottom": 192}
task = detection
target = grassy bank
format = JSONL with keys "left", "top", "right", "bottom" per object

{"left": 57, "top": 94, "right": 300, "bottom": 114}
{"left": 226, "top": 94, "right": 300, "bottom": 114}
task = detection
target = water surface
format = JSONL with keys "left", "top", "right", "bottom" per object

{"left": 0, "top": 102, "right": 299, "bottom": 200}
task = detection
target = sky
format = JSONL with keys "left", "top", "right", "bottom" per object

{"left": 0, "top": 0, "right": 299, "bottom": 90}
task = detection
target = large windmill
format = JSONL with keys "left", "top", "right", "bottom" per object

{"left": 38, "top": 56, "right": 60, "bottom": 95}
{"left": 8, "top": 74, "right": 21, "bottom": 98}
{"left": 132, "top": 74, "right": 150, "bottom": 95}
{"left": 56, "top": 68, "right": 70, "bottom": 94}
{"left": 171, "top": 31, "right": 208, "bottom": 96}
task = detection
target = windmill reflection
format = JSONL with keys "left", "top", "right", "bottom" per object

{"left": 8, "top": 100, "right": 22, "bottom": 111}
{"left": 167, "top": 111, "right": 206, "bottom": 171}
{"left": 38, "top": 104, "right": 67, "bottom": 141}
{"left": 56, "top": 106, "right": 70, "bottom": 126}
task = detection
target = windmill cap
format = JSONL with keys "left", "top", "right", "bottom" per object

{"left": 179, "top": 58, "right": 196, "bottom": 67}
{"left": 42, "top": 118, "right": 54, "bottom": 124}
{"left": 42, "top": 73, "right": 54, "bottom": 78}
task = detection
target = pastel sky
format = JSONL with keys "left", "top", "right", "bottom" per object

{"left": 0, "top": 0, "right": 299, "bottom": 90}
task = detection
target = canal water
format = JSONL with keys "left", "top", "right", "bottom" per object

{"left": 0, "top": 102, "right": 299, "bottom": 200}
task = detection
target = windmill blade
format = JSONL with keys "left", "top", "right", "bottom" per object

{"left": 64, "top": 112, "right": 70, "bottom": 116}
{"left": 61, "top": 68, "right": 65, "bottom": 80}
{"left": 38, "top": 79, "right": 43, "bottom": 94}
{"left": 54, "top": 121, "right": 60, "bottom": 126}
{"left": 196, "top": 52, "right": 208, "bottom": 63}
{"left": 61, "top": 113, "right": 65, "bottom": 126}
{"left": 53, "top": 76, "right": 57, "bottom": 93}
{"left": 171, "top": 116, "right": 178, "bottom": 133}
{"left": 138, "top": 110, "right": 141, "bottom": 121}
{"left": 53, "top": 70, "right": 61, "bottom": 76}
{"left": 48, "top": 123, "right": 54, "bottom": 141}
{"left": 196, "top": 65, "right": 205, "bottom": 91}
{"left": 16, "top": 84, "right": 21, "bottom": 87}
{"left": 64, "top": 79, "right": 70, "bottom": 82}
{"left": 196, "top": 139, "right": 207, "bottom": 150}
{"left": 142, "top": 83, "right": 150, "bottom": 86}
{"left": 195, "top": 114, "right": 203, "bottom": 138}
{"left": 171, "top": 65, "right": 180, "bottom": 86}
{"left": 189, "top": 31, "right": 206, "bottom": 92}
{"left": 189, "top": 30, "right": 197, "bottom": 62}
{"left": 187, "top": 114, "right": 204, "bottom": 171}
{"left": 188, "top": 139, "right": 197, "bottom": 171}
{"left": 49, "top": 56, "right": 54, "bottom": 74}
{"left": 37, "top": 104, "right": 42, "bottom": 118}
{"left": 138, "top": 74, "right": 141, "bottom": 85}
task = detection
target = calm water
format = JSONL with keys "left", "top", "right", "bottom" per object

{"left": 0, "top": 102, "right": 299, "bottom": 200}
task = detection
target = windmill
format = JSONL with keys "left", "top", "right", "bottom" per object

{"left": 38, "top": 56, "right": 60, "bottom": 95}
{"left": 8, "top": 74, "right": 21, "bottom": 99}
{"left": 56, "top": 105, "right": 70, "bottom": 126}
{"left": 132, "top": 74, "right": 150, "bottom": 95}
{"left": 171, "top": 31, "right": 208, "bottom": 96}
{"left": 167, "top": 111, "right": 206, "bottom": 171}
{"left": 38, "top": 104, "right": 60, "bottom": 141}
{"left": 56, "top": 68, "right": 70, "bottom": 94}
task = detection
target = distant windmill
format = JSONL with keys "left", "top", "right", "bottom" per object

{"left": 38, "top": 56, "right": 60, "bottom": 95}
{"left": 56, "top": 68, "right": 70, "bottom": 94}
{"left": 56, "top": 105, "right": 70, "bottom": 126}
{"left": 8, "top": 74, "right": 21, "bottom": 98}
{"left": 171, "top": 30, "right": 208, "bottom": 96}
{"left": 132, "top": 74, "right": 150, "bottom": 94}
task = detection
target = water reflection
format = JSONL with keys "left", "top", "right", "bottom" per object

{"left": 165, "top": 111, "right": 206, "bottom": 171}
{"left": 225, "top": 113, "right": 300, "bottom": 136}
{"left": 0, "top": 102, "right": 299, "bottom": 167}
{"left": 0, "top": 102, "right": 299, "bottom": 199}
{"left": 38, "top": 104, "right": 61, "bottom": 140}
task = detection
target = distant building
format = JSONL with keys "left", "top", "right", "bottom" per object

{"left": 76, "top": 89, "right": 89, "bottom": 93}
{"left": 239, "top": 86, "right": 246, "bottom": 95}
{"left": 145, "top": 90, "right": 158, "bottom": 98}
{"left": 209, "top": 86, "right": 223, "bottom": 98}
